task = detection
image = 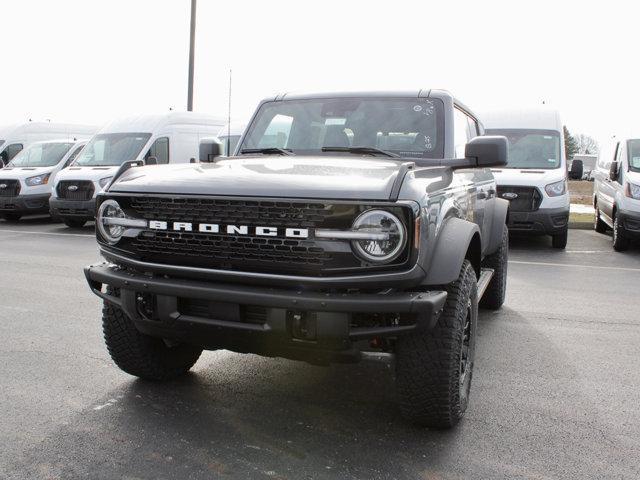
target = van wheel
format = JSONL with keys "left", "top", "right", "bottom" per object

{"left": 594, "top": 205, "right": 607, "bottom": 233}
{"left": 552, "top": 228, "right": 568, "bottom": 249}
{"left": 63, "top": 218, "right": 86, "bottom": 228}
{"left": 612, "top": 216, "right": 629, "bottom": 251}
{"left": 102, "top": 287, "right": 202, "bottom": 380}
{"left": 480, "top": 225, "right": 508, "bottom": 310}
{"left": 395, "top": 260, "right": 477, "bottom": 429}
{"left": 1, "top": 213, "right": 21, "bottom": 222}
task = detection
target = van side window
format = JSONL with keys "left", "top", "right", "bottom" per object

{"left": 453, "top": 108, "right": 469, "bottom": 158}
{"left": 1, "top": 143, "right": 24, "bottom": 165}
{"left": 64, "top": 144, "right": 84, "bottom": 167}
{"left": 145, "top": 137, "right": 169, "bottom": 164}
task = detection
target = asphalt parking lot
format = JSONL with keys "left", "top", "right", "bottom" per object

{"left": 1, "top": 218, "right": 639, "bottom": 480}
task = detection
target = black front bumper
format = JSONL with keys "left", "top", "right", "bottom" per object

{"left": 618, "top": 209, "right": 640, "bottom": 237}
{"left": 0, "top": 193, "right": 50, "bottom": 215}
{"left": 49, "top": 197, "right": 96, "bottom": 220}
{"left": 507, "top": 206, "right": 569, "bottom": 235}
{"left": 85, "top": 263, "right": 447, "bottom": 364}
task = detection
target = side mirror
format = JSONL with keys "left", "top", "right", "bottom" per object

{"left": 609, "top": 161, "right": 619, "bottom": 181}
{"left": 569, "top": 159, "right": 583, "bottom": 180}
{"left": 464, "top": 136, "right": 508, "bottom": 168}
{"left": 200, "top": 140, "right": 222, "bottom": 163}
{"left": 145, "top": 156, "right": 158, "bottom": 165}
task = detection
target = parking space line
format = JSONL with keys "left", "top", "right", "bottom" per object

{"left": 510, "top": 260, "right": 640, "bottom": 273}
{"left": 0, "top": 229, "right": 94, "bottom": 238}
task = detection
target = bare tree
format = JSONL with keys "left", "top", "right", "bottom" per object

{"left": 574, "top": 134, "right": 599, "bottom": 155}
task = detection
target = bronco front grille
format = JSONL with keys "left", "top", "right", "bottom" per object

{"left": 497, "top": 186, "right": 542, "bottom": 212}
{"left": 57, "top": 180, "right": 94, "bottom": 200}
{"left": 0, "top": 179, "right": 20, "bottom": 197}
{"left": 103, "top": 195, "right": 414, "bottom": 276}
{"left": 128, "top": 197, "right": 332, "bottom": 227}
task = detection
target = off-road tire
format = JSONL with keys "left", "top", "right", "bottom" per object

{"left": 63, "top": 218, "right": 86, "bottom": 228}
{"left": 551, "top": 228, "right": 568, "bottom": 249}
{"left": 594, "top": 205, "right": 607, "bottom": 233}
{"left": 1, "top": 213, "right": 21, "bottom": 222}
{"left": 395, "top": 260, "right": 478, "bottom": 429}
{"left": 480, "top": 225, "right": 508, "bottom": 310}
{"left": 612, "top": 215, "right": 629, "bottom": 252}
{"left": 102, "top": 288, "right": 202, "bottom": 380}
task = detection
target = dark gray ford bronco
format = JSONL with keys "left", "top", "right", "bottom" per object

{"left": 85, "top": 90, "right": 509, "bottom": 428}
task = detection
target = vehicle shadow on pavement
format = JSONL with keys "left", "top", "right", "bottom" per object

{"left": 8, "top": 308, "right": 637, "bottom": 480}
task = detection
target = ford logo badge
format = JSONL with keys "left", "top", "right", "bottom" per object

{"left": 502, "top": 192, "right": 518, "bottom": 200}
{"left": 68, "top": 185, "right": 79, "bottom": 192}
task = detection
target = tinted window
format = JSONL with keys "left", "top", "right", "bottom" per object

{"left": 1, "top": 143, "right": 24, "bottom": 165}
{"left": 145, "top": 137, "right": 169, "bottom": 164}
{"left": 485, "top": 129, "right": 561, "bottom": 169}
{"left": 242, "top": 98, "right": 444, "bottom": 159}
{"left": 75, "top": 133, "right": 151, "bottom": 167}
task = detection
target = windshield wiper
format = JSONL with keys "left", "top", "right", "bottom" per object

{"left": 321, "top": 146, "right": 399, "bottom": 158}
{"left": 240, "top": 148, "right": 294, "bottom": 156}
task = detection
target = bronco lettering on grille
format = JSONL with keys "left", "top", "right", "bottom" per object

{"left": 148, "top": 220, "right": 309, "bottom": 238}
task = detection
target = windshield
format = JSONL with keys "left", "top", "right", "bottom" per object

{"left": 8, "top": 142, "right": 74, "bottom": 167}
{"left": 74, "top": 132, "right": 151, "bottom": 167}
{"left": 485, "top": 129, "right": 561, "bottom": 169}
{"left": 627, "top": 139, "right": 640, "bottom": 172}
{"left": 241, "top": 98, "right": 444, "bottom": 158}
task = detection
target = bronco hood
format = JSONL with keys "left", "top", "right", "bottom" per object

{"left": 108, "top": 156, "right": 406, "bottom": 200}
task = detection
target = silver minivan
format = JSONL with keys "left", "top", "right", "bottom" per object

{"left": 593, "top": 136, "right": 640, "bottom": 250}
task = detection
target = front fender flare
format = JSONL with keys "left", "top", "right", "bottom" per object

{"left": 422, "top": 217, "right": 481, "bottom": 286}
{"left": 485, "top": 198, "right": 509, "bottom": 255}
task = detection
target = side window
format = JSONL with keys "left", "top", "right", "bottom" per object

{"left": 616, "top": 142, "right": 624, "bottom": 184}
{"left": 64, "top": 144, "right": 84, "bottom": 167}
{"left": 145, "top": 137, "right": 169, "bottom": 164}
{"left": 453, "top": 108, "right": 470, "bottom": 158}
{"left": 7, "top": 143, "right": 23, "bottom": 161}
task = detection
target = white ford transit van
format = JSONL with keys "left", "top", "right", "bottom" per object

{"left": 593, "top": 136, "right": 640, "bottom": 250}
{"left": 50, "top": 112, "right": 225, "bottom": 227}
{"left": 0, "top": 140, "right": 87, "bottom": 221}
{"left": 0, "top": 122, "right": 98, "bottom": 166}
{"left": 481, "top": 107, "right": 570, "bottom": 248}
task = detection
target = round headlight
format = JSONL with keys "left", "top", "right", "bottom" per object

{"left": 97, "top": 199, "right": 126, "bottom": 244}
{"left": 351, "top": 209, "right": 406, "bottom": 264}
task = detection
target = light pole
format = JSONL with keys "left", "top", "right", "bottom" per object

{"left": 187, "top": 0, "right": 196, "bottom": 111}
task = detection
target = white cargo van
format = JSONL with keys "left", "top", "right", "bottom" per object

{"left": 0, "top": 122, "right": 97, "bottom": 166}
{"left": 481, "top": 107, "right": 570, "bottom": 248}
{"left": 50, "top": 112, "right": 225, "bottom": 227}
{"left": 0, "top": 140, "right": 87, "bottom": 221}
{"left": 593, "top": 136, "right": 640, "bottom": 250}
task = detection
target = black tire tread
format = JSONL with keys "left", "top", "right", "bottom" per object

{"left": 102, "top": 289, "right": 202, "bottom": 380}
{"left": 395, "top": 260, "right": 477, "bottom": 429}
{"left": 551, "top": 228, "right": 568, "bottom": 249}
{"left": 613, "top": 215, "right": 629, "bottom": 252}
{"left": 480, "top": 226, "right": 508, "bottom": 310}
{"left": 63, "top": 218, "right": 86, "bottom": 228}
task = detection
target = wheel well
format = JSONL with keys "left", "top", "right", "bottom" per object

{"left": 465, "top": 233, "right": 482, "bottom": 278}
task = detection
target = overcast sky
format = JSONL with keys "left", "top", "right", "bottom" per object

{"left": 0, "top": 0, "right": 636, "bottom": 146}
